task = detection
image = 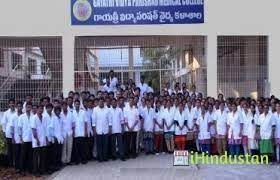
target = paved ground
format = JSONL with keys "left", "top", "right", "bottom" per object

{"left": 48, "top": 154, "right": 280, "bottom": 180}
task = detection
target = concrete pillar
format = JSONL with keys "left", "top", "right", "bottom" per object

{"left": 269, "top": 33, "right": 280, "bottom": 97}
{"left": 62, "top": 34, "right": 75, "bottom": 97}
{"left": 207, "top": 34, "right": 218, "bottom": 98}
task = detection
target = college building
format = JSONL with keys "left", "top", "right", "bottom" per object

{"left": 0, "top": 0, "right": 279, "bottom": 110}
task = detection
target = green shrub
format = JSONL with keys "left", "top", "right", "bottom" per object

{"left": 0, "top": 126, "right": 6, "bottom": 154}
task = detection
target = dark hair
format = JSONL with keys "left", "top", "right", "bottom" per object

{"left": 54, "top": 106, "right": 61, "bottom": 112}
{"left": 74, "top": 99, "right": 80, "bottom": 104}
{"left": 46, "top": 103, "right": 53, "bottom": 109}
{"left": 16, "top": 101, "right": 23, "bottom": 106}
{"left": 8, "top": 98, "right": 15, "bottom": 103}
{"left": 26, "top": 102, "right": 33, "bottom": 107}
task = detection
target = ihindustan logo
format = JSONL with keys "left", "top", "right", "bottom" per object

{"left": 190, "top": 151, "right": 269, "bottom": 165}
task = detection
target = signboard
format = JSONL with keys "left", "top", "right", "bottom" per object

{"left": 173, "top": 150, "right": 189, "bottom": 166}
{"left": 71, "top": 0, "right": 204, "bottom": 25}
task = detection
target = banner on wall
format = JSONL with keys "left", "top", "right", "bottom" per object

{"left": 71, "top": 0, "right": 204, "bottom": 25}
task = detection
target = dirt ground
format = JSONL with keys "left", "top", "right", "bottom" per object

{"left": 0, "top": 167, "right": 47, "bottom": 180}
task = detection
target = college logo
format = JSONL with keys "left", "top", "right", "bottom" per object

{"left": 73, "top": 0, "right": 92, "bottom": 21}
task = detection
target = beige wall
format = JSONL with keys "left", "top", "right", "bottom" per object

{"left": 0, "top": 0, "right": 279, "bottom": 97}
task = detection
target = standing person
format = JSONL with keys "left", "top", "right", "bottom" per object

{"left": 257, "top": 104, "right": 276, "bottom": 163}
{"left": 163, "top": 100, "right": 175, "bottom": 153}
{"left": 51, "top": 107, "right": 64, "bottom": 170}
{"left": 85, "top": 99, "right": 94, "bottom": 160}
{"left": 241, "top": 103, "right": 251, "bottom": 155}
{"left": 137, "top": 76, "right": 148, "bottom": 97}
{"left": 154, "top": 101, "right": 164, "bottom": 155}
{"left": 248, "top": 104, "right": 258, "bottom": 155}
{"left": 208, "top": 104, "right": 217, "bottom": 154}
{"left": 123, "top": 97, "right": 140, "bottom": 159}
{"left": 10, "top": 101, "right": 23, "bottom": 172}
{"left": 18, "top": 102, "right": 33, "bottom": 175}
{"left": 108, "top": 70, "right": 118, "bottom": 93}
{"left": 185, "top": 101, "right": 196, "bottom": 151}
{"left": 23, "top": 94, "right": 33, "bottom": 113}
{"left": 109, "top": 98, "right": 126, "bottom": 161}
{"left": 72, "top": 100, "right": 88, "bottom": 165}
{"left": 174, "top": 102, "right": 188, "bottom": 150}
{"left": 274, "top": 102, "right": 280, "bottom": 163}
{"left": 30, "top": 105, "right": 48, "bottom": 176}
{"left": 44, "top": 103, "right": 55, "bottom": 173}
{"left": 227, "top": 103, "right": 244, "bottom": 156}
{"left": 61, "top": 101, "right": 74, "bottom": 165}
{"left": 214, "top": 102, "right": 228, "bottom": 155}
{"left": 142, "top": 99, "right": 156, "bottom": 154}
{"left": 1, "top": 98, "right": 17, "bottom": 167}
{"left": 92, "top": 98, "right": 112, "bottom": 162}
{"left": 196, "top": 105, "right": 212, "bottom": 154}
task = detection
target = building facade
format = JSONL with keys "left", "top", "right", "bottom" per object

{"left": 0, "top": 0, "right": 279, "bottom": 109}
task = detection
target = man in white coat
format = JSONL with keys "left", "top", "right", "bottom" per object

{"left": 92, "top": 98, "right": 112, "bottom": 162}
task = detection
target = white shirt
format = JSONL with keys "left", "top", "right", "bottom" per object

{"left": 30, "top": 114, "right": 48, "bottom": 148}
{"left": 109, "top": 77, "right": 118, "bottom": 92}
{"left": 274, "top": 112, "right": 280, "bottom": 139}
{"left": 92, "top": 106, "right": 111, "bottom": 135}
{"left": 61, "top": 111, "right": 74, "bottom": 137}
{"left": 214, "top": 109, "right": 228, "bottom": 136}
{"left": 138, "top": 83, "right": 148, "bottom": 96}
{"left": 162, "top": 107, "right": 175, "bottom": 132}
{"left": 196, "top": 113, "right": 212, "bottom": 140}
{"left": 227, "top": 111, "right": 244, "bottom": 140}
{"left": 247, "top": 113, "right": 258, "bottom": 139}
{"left": 1, "top": 109, "right": 17, "bottom": 138}
{"left": 10, "top": 113, "right": 22, "bottom": 144}
{"left": 51, "top": 115, "right": 64, "bottom": 144}
{"left": 72, "top": 109, "right": 88, "bottom": 137}
{"left": 102, "top": 84, "right": 111, "bottom": 92}
{"left": 174, "top": 110, "right": 188, "bottom": 135}
{"left": 109, "top": 107, "right": 124, "bottom": 134}
{"left": 154, "top": 109, "right": 164, "bottom": 132}
{"left": 123, "top": 106, "right": 140, "bottom": 132}
{"left": 86, "top": 108, "right": 93, "bottom": 136}
{"left": 43, "top": 113, "right": 54, "bottom": 143}
{"left": 142, "top": 107, "right": 156, "bottom": 132}
{"left": 258, "top": 112, "right": 276, "bottom": 139}
{"left": 241, "top": 111, "right": 253, "bottom": 136}
{"left": 18, "top": 113, "right": 33, "bottom": 142}
{"left": 185, "top": 107, "right": 196, "bottom": 131}
{"left": 147, "top": 86, "right": 154, "bottom": 93}
{"left": 208, "top": 111, "right": 216, "bottom": 136}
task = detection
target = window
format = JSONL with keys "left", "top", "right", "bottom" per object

{"left": 28, "top": 58, "right": 37, "bottom": 74}
{"left": 11, "top": 52, "right": 22, "bottom": 70}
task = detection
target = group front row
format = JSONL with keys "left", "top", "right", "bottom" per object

{"left": 1, "top": 98, "right": 280, "bottom": 176}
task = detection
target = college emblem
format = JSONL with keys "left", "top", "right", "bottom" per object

{"left": 73, "top": 0, "right": 92, "bottom": 21}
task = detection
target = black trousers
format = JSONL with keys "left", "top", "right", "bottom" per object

{"left": 96, "top": 134, "right": 109, "bottom": 162}
{"left": 53, "top": 141, "right": 63, "bottom": 168}
{"left": 74, "top": 137, "right": 87, "bottom": 164}
{"left": 46, "top": 143, "right": 56, "bottom": 171}
{"left": 33, "top": 147, "right": 46, "bottom": 174}
{"left": 124, "top": 132, "right": 137, "bottom": 158}
{"left": 13, "top": 144, "right": 21, "bottom": 170}
{"left": 6, "top": 138, "right": 13, "bottom": 167}
{"left": 20, "top": 142, "right": 33, "bottom": 173}
{"left": 111, "top": 133, "right": 125, "bottom": 159}
{"left": 86, "top": 136, "right": 94, "bottom": 160}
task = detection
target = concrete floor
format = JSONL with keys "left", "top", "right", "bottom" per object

{"left": 48, "top": 154, "right": 280, "bottom": 180}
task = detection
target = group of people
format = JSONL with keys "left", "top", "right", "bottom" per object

{"left": 1, "top": 72, "right": 280, "bottom": 177}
